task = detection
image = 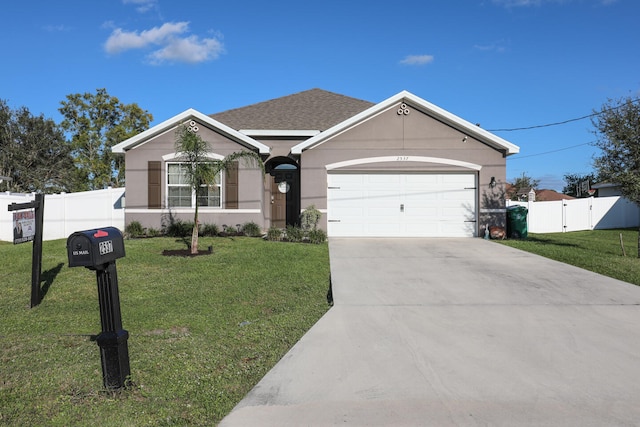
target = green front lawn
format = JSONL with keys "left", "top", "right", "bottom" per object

{"left": 0, "top": 237, "right": 330, "bottom": 426}
{"left": 498, "top": 228, "right": 640, "bottom": 286}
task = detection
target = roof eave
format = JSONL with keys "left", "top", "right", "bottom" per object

{"left": 291, "top": 90, "right": 520, "bottom": 156}
{"left": 240, "top": 129, "right": 321, "bottom": 137}
{"left": 111, "top": 108, "right": 271, "bottom": 155}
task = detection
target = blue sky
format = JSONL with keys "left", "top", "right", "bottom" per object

{"left": 2, "top": 0, "right": 638, "bottom": 191}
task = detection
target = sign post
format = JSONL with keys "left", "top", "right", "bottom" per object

{"left": 8, "top": 193, "right": 45, "bottom": 307}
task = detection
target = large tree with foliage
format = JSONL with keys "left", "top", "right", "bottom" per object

{"left": 562, "top": 173, "right": 598, "bottom": 198}
{"left": 59, "top": 88, "right": 152, "bottom": 190}
{"left": 592, "top": 96, "right": 640, "bottom": 257}
{"left": 174, "top": 125, "right": 264, "bottom": 254}
{"left": 0, "top": 100, "right": 75, "bottom": 193}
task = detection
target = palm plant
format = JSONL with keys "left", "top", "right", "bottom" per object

{"left": 174, "top": 125, "right": 264, "bottom": 254}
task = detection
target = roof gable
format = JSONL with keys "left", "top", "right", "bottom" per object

{"left": 210, "top": 88, "right": 374, "bottom": 131}
{"left": 111, "top": 109, "right": 270, "bottom": 155}
{"left": 291, "top": 91, "right": 520, "bottom": 155}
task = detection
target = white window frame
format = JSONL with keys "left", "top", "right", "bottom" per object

{"left": 164, "top": 152, "right": 226, "bottom": 209}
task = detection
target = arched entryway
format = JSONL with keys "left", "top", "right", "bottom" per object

{"left": 265, "top": 157, "right": 300, "bottom": 228}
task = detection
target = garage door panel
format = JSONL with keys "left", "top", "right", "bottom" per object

{"left": 365, "top": 223, "right": 402, "bottom": 236}
{"left": 328, "top": 173, "right": 477, "bottom": 237}
{"left": 366, "top": 174, "right": 402, "bottom": 184}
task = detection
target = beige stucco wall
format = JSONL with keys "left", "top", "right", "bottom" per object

{"left": 123, "top": 123, "right": 266, "bottom": 231}
{"left": 299, "top": 102, "right": 508, "bottom": 234}
{"left": 121, "top": 101, "right": 511, "bottom": 234}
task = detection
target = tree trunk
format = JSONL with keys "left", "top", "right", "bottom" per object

{"left": 191, "top": 203, "right": 199, "bottom": 255}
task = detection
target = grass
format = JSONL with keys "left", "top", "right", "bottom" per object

{"left": 497, "top": 228, "right": 640, "bottom": 286}
{"left": 0, "top": 237, "right": 330, "bottom": 426}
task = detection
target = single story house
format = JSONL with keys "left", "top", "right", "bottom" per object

{"left": 112, "top": 89, "right": 519, "bottom": 237}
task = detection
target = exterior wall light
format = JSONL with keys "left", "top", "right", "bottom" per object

{"left": 489, "top": 177, "right": 497, "bottom": 188}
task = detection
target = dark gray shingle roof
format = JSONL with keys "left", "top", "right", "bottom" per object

{"left": 210, "top": 88, "right": 374, "bottom": 131}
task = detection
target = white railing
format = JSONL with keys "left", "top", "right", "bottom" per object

{"left": 507, "top": 196, "right": 640, "bottom": 233}
{"left": 1, "top": 188, "right": 125, "bottom": 242}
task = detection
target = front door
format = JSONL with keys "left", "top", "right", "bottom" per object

{"left": 271, "top": 176, "right": 287, "bottom": 228}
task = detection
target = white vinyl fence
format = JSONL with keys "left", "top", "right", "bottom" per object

{"left": 2, "top": 190, "right": 637, "bottom": 241}
{"left": 1, "top": 188, "right": 125, "bottom": 242}
{"left": 507, "top": 196, "right": 640, "bottom": 233}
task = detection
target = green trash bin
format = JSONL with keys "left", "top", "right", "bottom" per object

{"left": 507, "top": 205, "right": 528, "bottom": 239}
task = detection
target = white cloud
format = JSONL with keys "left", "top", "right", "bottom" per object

{"left": 148, "top": 36, "right": 224, "bottom": 64}
{"left": 399, "top": 55, "right": 435, "bottom": 66}
{"left": 491, "top": 0, "right": 613, "bottom": 6}
{"left": 474, "top": 40, "right": 508, "bottom": 53}
{"left": 492, "top": 0, "right": 543, "bottom": 6}
{"left": 105, "top": 22, "right": 189, "bottom": 54}
{"left": 492, "top": 0, "right": 584, "bottom": 6}
{"left": 122, "top": 0, "right": 157, "bottom": 13}
{"left": 104, "top": 21, "right": 224, "bottom": 64}
{"left": 43, "top": 24, "right": 70, "bottom": 32}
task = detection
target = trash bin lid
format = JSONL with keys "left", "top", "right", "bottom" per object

{"left": 507, "top": 205, "right": 528, "bottom": 213}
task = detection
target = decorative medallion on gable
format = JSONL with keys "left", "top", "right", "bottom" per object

{"left": 397, "top": 103, "right": 411, "bottom": 116}
{"left": 187, "top": 120, "right": 199, "bottom": 133}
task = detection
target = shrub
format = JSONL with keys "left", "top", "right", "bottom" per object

{"left": 266, "top": 226, "right": 283, "bottom": 241}
{"left": 308, "top": 228, "right": 327, "bottom": 244}
{"left": 125, "top": 221, "right": 145, "bottom": 238}
{"left": 242, "top": 221, "right": 262, "bottom": 237}
{"left": 286, "top": 225, "right": 305, "bottom": 243}
{"left": 201, "top": 223, "right": 219, "bottom": 237}
{"left": 224, "top": 226, "right": 237, "bottom": 235}
{"left": 147, "top": 227, "right": 161, "bottom": 237}
{"left": 300, "top": 205, "right": 322, "bottom": 230}
{"left": 163, "top": 219, "right": 193, "bottom": 238}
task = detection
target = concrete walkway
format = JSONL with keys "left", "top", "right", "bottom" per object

{"left": 220, "top": 238, "right": 640, "bottom": 426}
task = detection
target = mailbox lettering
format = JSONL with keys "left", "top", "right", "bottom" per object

{"left": 99, "top": 240, "right": 114, "bottom": 256}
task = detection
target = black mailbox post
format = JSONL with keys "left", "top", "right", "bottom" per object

{"left": 67, "top": 227, "right": 131, "bottom": 390}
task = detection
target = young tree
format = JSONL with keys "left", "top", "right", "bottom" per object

{"left": 174, "top": 125, "right": 264, "bottom": 254}
{"left": 0, "top": 100, "right": 75, "bottom": 193}
{"left": 562, "top": 173, "right": 598, "bottom": 197}
{"left": 592, "top": 96, "right": 640, "bottom": 257}
{"left": 59, "top": 88, "right": 153, "bottom": 190}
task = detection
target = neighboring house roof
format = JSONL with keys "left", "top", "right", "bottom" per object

{"left": 111, "top": 109, "right": 270, "bottom": 155}
{"left": 210, "top": 88, "right": 374, "bottom": 132}
{"left": 592, "top": 182, "right": 619, "bottom": 189}
{"left": 291, "top": 91, "right": 520, "bottom": 155}
{"left": 505, "top": 184, "right": 575, "bottom": 201}
{"left": 536, "top": 189, "right": 575, "bottom": 201}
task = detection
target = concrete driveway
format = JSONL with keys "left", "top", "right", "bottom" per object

{"left": 220, "top": 238, "right": 640, "bottom": 426}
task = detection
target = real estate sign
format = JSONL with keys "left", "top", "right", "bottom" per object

{"left": 13, "top": 210, "right": 36, "bottom": 244}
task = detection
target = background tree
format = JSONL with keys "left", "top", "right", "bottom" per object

{"left": 174, "top": 125, "right": 264, "bottom": 254}
{"left": 0, "top": 100, "right": 74, "bottom": 193}
{"left": 59, "top": 88, "right": 152, "bottom": 190}
{"left": 508, "top": 172, "right": 540, "bottom": 200}
{"left": 592, "top": 96, "right": 640, "bottom": 257}
{"left": 562, "top": 173, "right": 598, "bottom": 197}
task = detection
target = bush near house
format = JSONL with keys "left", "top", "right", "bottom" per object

{"left": 125, "top": 221, "right": 265, "bottom": 239}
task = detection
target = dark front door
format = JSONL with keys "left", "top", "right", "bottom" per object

{"left": 269, "top": 165, "right": 300, "bottom": 228}
{"left": 271, "top": 176, "right": 287, "bottom": 228}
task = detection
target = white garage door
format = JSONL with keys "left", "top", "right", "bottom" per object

{"left": 327, "top": 173, "right": 477, "bottom": 237}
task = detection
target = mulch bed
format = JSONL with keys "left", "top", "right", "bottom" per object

{"left": 162, "top": 247, "right": 213, "bottom": 257}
